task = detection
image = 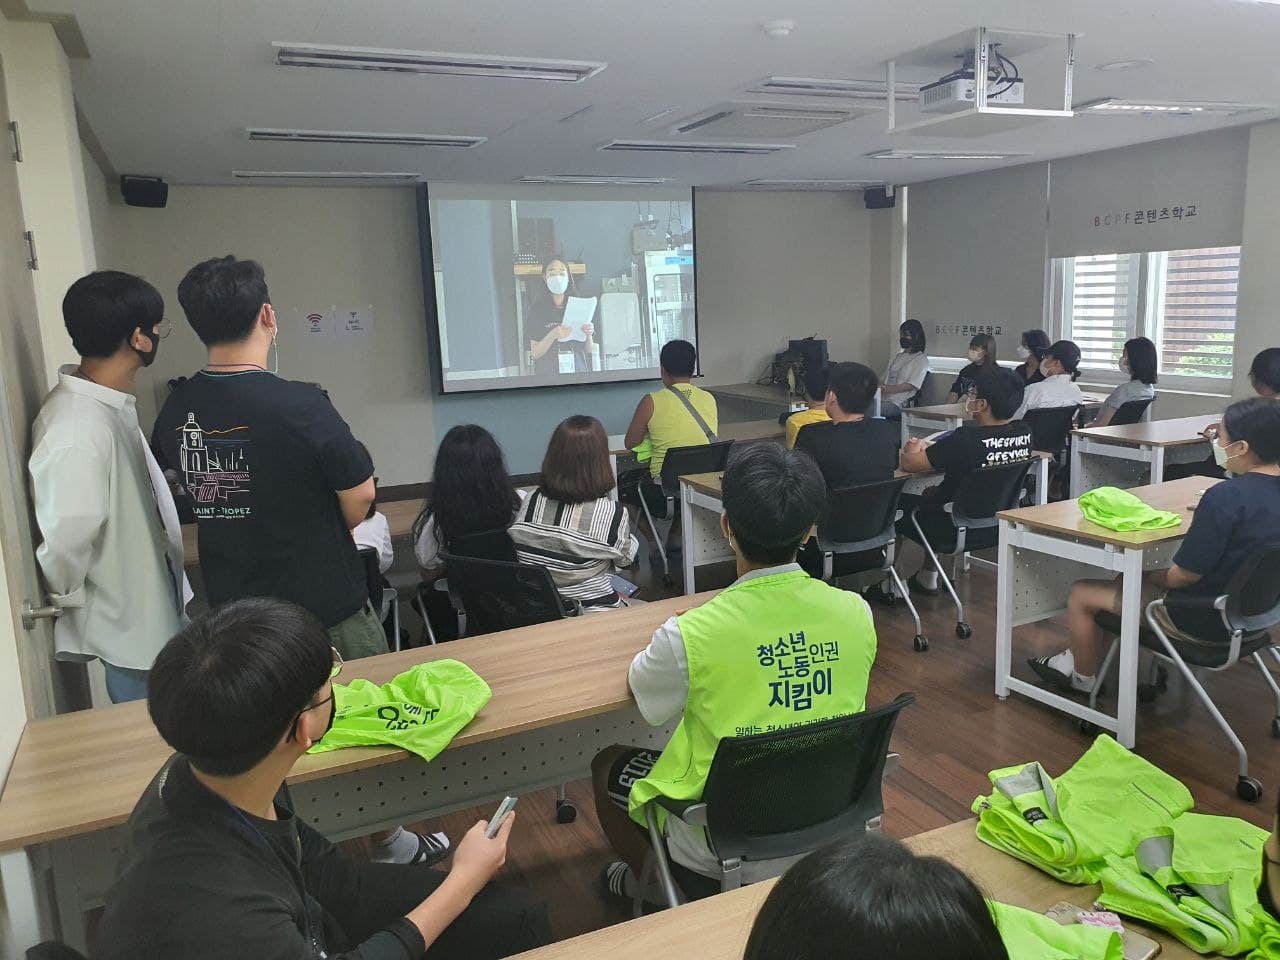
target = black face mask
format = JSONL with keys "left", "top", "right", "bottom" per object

{"left": 899, "top": 337, "right": 913, "bottom": 349}
{"left": 135, "top": 329, "right": 159, "bottom": 368}
{"left": 322, "top": 694, "right": 337, "bottom": 740}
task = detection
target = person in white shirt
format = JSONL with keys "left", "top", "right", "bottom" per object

{"left": 880, "top": 319, "right": 930, "bottom": 419}
{"left": 354, "top": 509, "right": 394, "bottom": 575}
{"left": 1012, "top": 339, "right": 1086, "bottom": 421}
{"left": 29, "top": 271, "right": 191, "bottom": 703}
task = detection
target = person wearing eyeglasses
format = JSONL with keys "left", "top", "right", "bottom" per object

{"left": 28, "top": 270, "right": 190, "bottom": 703}
{"left": 98, "top": 598, "right": 551, "bottom": 960}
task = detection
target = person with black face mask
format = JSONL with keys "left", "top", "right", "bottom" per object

{"left": 881, "top": 318, "right": 930, "bottom": 419}
{"left": 28, "top": 270, "right": 189, "bottom": 703}
{"left": 98, "top": 598, "right": 551, "bottom": 960}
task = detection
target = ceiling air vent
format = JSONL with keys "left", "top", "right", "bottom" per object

{"left": 272, "top": 42, "right": 606, "bottom": 83}
{"left": 743, "top": 179, "right": 884, "bottom": 190}
{"left": 746, "top": 76, "right": 921, "bottom": 102}
{"left": 519, "top": 175, "right": 672, "bottom": 185}
{"left": 670, "top": 101, "right": 870, "bottom": 139}
{"left": 599, "top": 139, "right": 794, "bottom": 157}
{"left": 231, "top": 170, "right": 421, "bottom": 181}
{"left": 247, "top": 128, "right": 485, "bottom": 148}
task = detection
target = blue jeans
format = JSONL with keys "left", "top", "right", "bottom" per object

{"left": 104, "top": 662, "right": 150, "bottom": 704}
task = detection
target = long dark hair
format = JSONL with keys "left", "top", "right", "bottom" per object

{"left": 899, "top": 318, "right": 926, "bottom": 354}
{"left": 541, "top": 415, "right": 615, "bottom": 503}
{"left": 1124, "top": 337, "right": 1158, "bottom": 386}
{"left": 1021, "top": 329, "right": 1051, "bottom": 361}
{"left": 415, "top": 425, "right": 519, "bottom": 548}
{"left": 743, "top": 834, "right": 1009, "bottom": 960}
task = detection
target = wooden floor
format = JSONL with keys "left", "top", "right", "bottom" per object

{"left": 353, "top": 537, "right": 1280, "bottom": 945}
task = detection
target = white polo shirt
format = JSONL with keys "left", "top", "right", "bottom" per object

{"left": 1013, "top": 373, "right": 1085, "bottom": 421}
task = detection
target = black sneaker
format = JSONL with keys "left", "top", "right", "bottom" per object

{"left": 907, "top": 573, "right": 940, "bottom": 597}
{"left": 600, "top": 861, "right": 634, "bottom": 904}
{"left": 862, "top": 583, "right": 897, "bottom": 607}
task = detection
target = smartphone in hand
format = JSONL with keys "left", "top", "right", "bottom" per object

{"left": 485, "top": 796, "right": 518, "bottom": 839}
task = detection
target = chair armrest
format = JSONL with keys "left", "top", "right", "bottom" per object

{"left": 1161, "top": 590, "right": 1222, "bottom": 616}
{"left": 654, "top": 795, "right": 706, "bottom": 824}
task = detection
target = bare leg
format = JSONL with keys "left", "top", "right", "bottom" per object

{"left": 591, "top": 745, "right": 651, "bottom": 872}
{"left": 1066, "top": 579, "right": 1121, "bottom": 676}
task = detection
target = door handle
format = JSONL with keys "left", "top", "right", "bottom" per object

{"left": 21, "top": 600, "right": 61, "bottom": 630}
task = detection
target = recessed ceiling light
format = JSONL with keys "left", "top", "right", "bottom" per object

{"left": 1096, "top": 59, "right": 1154, "bottom": 71}
{"left": 231, "top": 170, "right": 420, "bottom": 181}
{"left": 272, "top": 42, "right": 606, "bottom": 83}
{"left": 866, "top": 149, "right": 1031, "bottom": 161}
{"left": 744, "top": 179, "right": 884, "bottom": 189}
{"left": 1078, "top": 98, "right": 1270, "bottom": 117}
{"left": 518, "top": 175, "right": 672, "bottom": 185}
{"left": 245, "top": 128, "right": 484, "bottom": 148}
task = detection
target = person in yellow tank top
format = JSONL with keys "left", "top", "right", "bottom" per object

{"left": 593, "top": 443, "right": 878, "bottom": 904}
{"left": 784, "top": 363, "right": 832, "bottom": 448}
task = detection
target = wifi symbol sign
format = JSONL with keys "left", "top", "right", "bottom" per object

{"left": 306, "top": 313, "right": 324, "bottom": 332}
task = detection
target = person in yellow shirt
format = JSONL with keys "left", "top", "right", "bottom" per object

{"left": 784, "top": 363, "right": 832, "bottom": 449}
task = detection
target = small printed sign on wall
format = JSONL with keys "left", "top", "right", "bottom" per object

{"left": 301, "top": 308, "right": 334, "bottom": 337}
{"left": 337, "top": 306, "right": 373, "bottom": 338}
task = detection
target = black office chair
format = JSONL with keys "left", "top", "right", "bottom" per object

{"left": 28, "top": 945, "right": 87, "bottom": 960}
{"left": 640, "top": 440, "right": 734, "bottom": 586}
{"left": 900, "top": 371, "right": 931, "bottom": 410}
{"left": 905, "top": 460, "right": 1034, "bottom": 640}
{"left": 635, "top": 693, "right": 915, "bottom": 913}
{"left": 357, "top": 547, "right": 400, "bottom": 652}
{"left": 808, "top": 476, "right": 927, "bottom": 652}
{"left": 411, "top": 527, "right": 519, "bottom": 644}
{"left": 1023, "top": 405, "right": 1082, "bottom": 501}
{"left": 1089, "top": 543, "right": 1280, "bottom": 802}
{"left": 1109, "top": 397, "right": 1155, "bottom": 426}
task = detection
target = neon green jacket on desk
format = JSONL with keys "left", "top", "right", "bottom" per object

{"left": 990, "top": 901, "right": 1123, "bottom": 960}
{"left": 972, "top": 736, "right": 1194, "bottom": 884}
{"left": 1078, "top": 486, "right": 1182, "bottom": 532}
{"left": 308, "top": 659, "right": 492, "bottom": 763}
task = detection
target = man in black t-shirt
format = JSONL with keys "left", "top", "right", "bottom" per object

{"left": 795, "top": 361, "right": 899, "bottom": 488}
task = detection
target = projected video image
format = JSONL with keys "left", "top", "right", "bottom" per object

{"left": 421, "top": 185, "right": 697, "bottom": 393}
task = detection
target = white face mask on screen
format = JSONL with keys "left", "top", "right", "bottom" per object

{"left": 546, "top": 274, "right": 569, "bottom": 296}
{"left": 1016, "top": 346, "right": 1031, "bottom": 361}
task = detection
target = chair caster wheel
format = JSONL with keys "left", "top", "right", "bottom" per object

{"left": 913, "top": 635, "right": 928, "bottom": 652}
{"left": 955, "top": 622, "right": 972, "bottom": 640}
{"left": 1271, "top": 717, "right": 1280, "bottom": 740}
{"left": 555, "top": 799, "right": 578, "bottom": 824}
{"left": 1237, "top": 776, "right": 1264, "bottom": 803}
{"left": 1079, "top": 720, "right": 1100, "bottom": 736}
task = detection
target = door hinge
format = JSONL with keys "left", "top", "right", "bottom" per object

{"left": 24, "top": 229, "right": 37, "bottom": 270}
{"left": 7, "top": 121, "right": 20, "bottom": 162}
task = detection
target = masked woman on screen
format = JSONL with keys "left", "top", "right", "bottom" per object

{"left": 529, "top": 257, "right": 596, "bottom": 376}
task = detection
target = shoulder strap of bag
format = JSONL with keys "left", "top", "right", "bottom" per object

{"left": 666, "top": 385, "right": 716, "bottom": 441}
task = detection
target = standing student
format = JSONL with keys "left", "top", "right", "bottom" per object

{"left": 1012, "top": 340, "right": 1085, "bottom": 420}
{"left": 946, "top": 333, "right": 999, "bottom": 404}
{"left": 593, "top": 444, "right": 877, "bottom": 900}
{"left": 510, "top": 415, "right": 639, "bottom": 611}
{"left": 29, "top": 271, "right": 190, "bottom": 703}
{"left": 880, "top": 319, "right": 930, "bottom": 419}
{"left": 1015, "top": 329, "right": 1052, "bottom": 385}
{"left": 97, "top": 598, "right": 550, "bottom": 960}
{"left": 528, "top": 257, "right": 595, "bottom": 376}
{"left": 1089, "top": 337, "right": 1157, "bottom": 428}
{"left": 1031, "top": 396, "right": 1280, "bottom": 694}
{"left": 793, "top": 361, "right": 899, "bottom": 488}
{"left": 784, "top": 363, "right": 832, "bottom": 448}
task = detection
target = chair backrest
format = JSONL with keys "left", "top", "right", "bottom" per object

{"left": 901, "top": 371, "right": 932, "bottom": 409}
{"left": 1221, "top": 541, "right": 1280, "bottom": 635}
{"left": 448, "top": 526, "right": 518, "bottom": 563}
{"left": 1023, "top": 405, "right": 1081, "bottom": 454}
{"left": 659, "top": 440, "right": 735, "bottom": 495}
{"left": 953, "top": 459, "right": 1035, "bottom": 526}
{"left": 355, "top": 547, "right": 383, "bottom": 610}
{"left": 27, "top": 945, "right": 89, "bottom": 960}
{"left": 817, "top": 476, "right": 910, "bottom": 552}
{"left": 700, "top": 693, "right": 915, "bottom": 864}
{"left": 1110, "top": 397, "right": 1154, "bottom": 426}
{"left": 439, "top": 553, "right": 570, "bottom": 635}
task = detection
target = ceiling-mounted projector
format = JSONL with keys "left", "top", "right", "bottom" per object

{"left": 919, "top": 43, "right": 1025, "bottom": 114}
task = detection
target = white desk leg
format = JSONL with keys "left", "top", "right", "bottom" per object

{"left": 1, "top": 848, "right": 45, "bottom": 955}
{"left": 1148, "top": 446, "right": 1164, "bottom": 486}
{"left": 680, "top": 483, "right": 696, "bottom": 597}
{"left": 994, "top": 520, "right": 1015, "bottom": 700}
{"left": 1069, "top": 441, "right": 1083, "bottom": 500}
{"left": 1115, "top": 547, "right": 1145, "bottom": 749}
{"left": 1035, "top": 456, "right": 1050, "bottom": 506}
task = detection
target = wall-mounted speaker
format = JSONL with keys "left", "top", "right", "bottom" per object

{"left": 864, "top": 186, "right": 896, "bottom": 210}
{"left": 120, "top": 175, "right": 168, "bottom": 208}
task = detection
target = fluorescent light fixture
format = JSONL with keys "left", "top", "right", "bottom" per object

{"left": 272, "top": 42, "right": 606, "bottom": 83}
{"left": 246, "top": 128, "right": 484, "bottom": 148}
{"left": 231, "top": 170, "right": 421, "bottom": 181}
{"left": 866, "top": 149, "right": 1031, "bottom": 161}
{"left": 1095, "top": 59, "right": 1154, "bottom": 71}
{"left": 518, "top": 175, "right": 672, "bottom": 185}
{"left": 1079, "top": 98, "right": 1270, "bottom": 117}
{"left": 743, "top": 178, "right": 884, "bottom": 189}
{"left": 599, "top": 139, "right": 795, "bottom": 156}
{"left": 748, "top": 76, "right": 920, "bottom": 102}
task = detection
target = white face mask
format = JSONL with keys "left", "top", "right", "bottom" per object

{"left": 1214, "top": 438, "right": 1246, "bottom": 473}
{"left": 964, "top": 396, "right": 985, "bottom": 417}
{"left": 1016, "top": 346, "right": 1031, "bottom": 361}
{"left": 967, "top": 349, "right": 983, "bottom": 364}
{"left": 546, "top": 274, "right": 569, "bottom": 296}
{"left": 1119, "top": 358, "right": 1130, "bottom": 376}
{"left": 1039, "top": 360, "right": 1054, "bottom": 378}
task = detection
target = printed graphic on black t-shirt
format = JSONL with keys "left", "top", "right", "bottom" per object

{"left": 177, "top": 412, "right": 252, "bottom": 518}
{"left": 926, "top": 421, "right": 1033, "bottom": 502}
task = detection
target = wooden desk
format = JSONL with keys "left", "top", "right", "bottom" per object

{"left": 1070, "top": 414, "right": 1218, "bottom": 498}
{"left": 0, "top": 592, "right": 712, "bottom": 950}
{"left": 994, "top": 476, "right": 1220, "bottom": 748}
{"left": 508, "top": 819, "right": 1203, "bottom": 960}
{"left": 902, "top": 393, "right": 1106, "bottom": 446}
{"left": 705, "top": 382, "right": 791, "bottom": 423}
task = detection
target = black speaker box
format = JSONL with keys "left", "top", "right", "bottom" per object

{"left": 120, "top": 175, "right": 168, "bottom": 208}
{"left": 864, "top": 186, "right": 896, "bottom": 210}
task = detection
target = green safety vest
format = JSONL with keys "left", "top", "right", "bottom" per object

{"left": 1097, "top": 813, "right": 1269, "bottom": 956}
{"left": 972, "top": 735, "right": 1193, "bottom": 884}
{"left": 308, "top": 659, "right": 492, "bottom": 763}
{"left": 990, "top": 900, "right": 1123, "bottom": 960}
{"left": 1249, "top": 910, "right": 1280, "bottom": 960}
{"left": 628, "top": 568, "right": 876, "bottom": 826}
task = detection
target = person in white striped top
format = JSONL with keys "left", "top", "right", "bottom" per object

{"left": 510, "top": 415, "right": 640, "bottom": 610}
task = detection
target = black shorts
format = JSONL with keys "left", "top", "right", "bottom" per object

{"left": 605, "top": 746, "right": 662, "bottom": 810}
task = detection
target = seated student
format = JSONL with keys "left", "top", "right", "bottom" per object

{"left": 620, "top": 339, "right": 718, "bottom": 558}
{"left": 946, "top": 333, "right": 1000, "bottom": 403}
{"left": 1012, "top": 339, "right": 1085, "bottom": 420}
{"left": 353, "top": 447, "right": 394, "bottom": 575}
{"left": 888, "top": 367, "right": 1032, "bottom": 598}
{"left": 784, "top": 363, "right": 832, "bottom": 448}
{"left": 97, "top": 598, "right": 550, "bottom": 960}
{"left": 1089, "top": 336, "right": 1157, "bottom": 428}
{"left": 1015, "top": 328, "right": 1052, "bottom": 385}
{"left": 794, "top": 361, "right": 899, "bottom": 488}
{"left": 1166, "top": 346, "right": 1280, "bottom": 481}
{"left": 880, "top": 318, "right": 930, "bottom": 419}
{"left": 1030, "top": 396, "right": 1280, "bottom": 693}
{"left": 510, "top": 415, "right": 639, "bottom": 610}
{"left": 592, "top": 444, "right": 877, "bottom": 900}
{"left": 742, "top": 834, "right": 1009, "bottom": 960}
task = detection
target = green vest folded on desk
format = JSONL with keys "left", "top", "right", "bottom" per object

{"left": 972, "top": 735, "right": 1193, "bottom": 884}
{"left": 1248, "top": 910, "right": 1280, "bottom": 960}
{"left": 628, "top": 569, "right": 876, "bottom": 828}
{"left": 1078, "top": 486, "right": 1183, "bottom": 532}
{"left": 1096, "top": 813, "right": 1270, "bottom": 956}
{"left": 990, "top": 900, "right": 1123, "bottom": 960}
{"left": 308, "top": 660, "right": 492, "bottom": 763}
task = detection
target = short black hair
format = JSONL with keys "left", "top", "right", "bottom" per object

{"left": 1046, "top": 339, "right": 1082, "bottom": 380}
{"left": 899, "top": 318, "right": 927, "bottom": 354}
{"left": 744, "top": 834, "right": 1009, "bottom": 960}
{"left": 1250, "top": 348, "right": 1280, "bottom": 396}
{"left": 1223, "top": 396, "right": 1280, "bottom": 464}
{"left": 826, "top": 361, "right": 879, "bottom": 415}
{"left": 1021, "top": 329, "right": 1051, "bottom": 359}
{"left": 660, "top": 339, "right": 697, "bottom": 378}
{"left": 177, "top": 255, "right": 270, "bottom": 346}
{"left": 1124, "top": 337, "right": 1158, "bottom": 385}
{"left": 802, "top": 362, "right": 829, "bottom": 402}
{"left": 721, "top": 444, "right": 826, "bottom": 565}
{"left": 148, "top": 598, "right": 332, "bottom": 777}
{"left": 62, "top": 271, "right": 163, "bottom": 358}
{"left": 973, "top": 366, "right": 1026, "bottom": 420}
